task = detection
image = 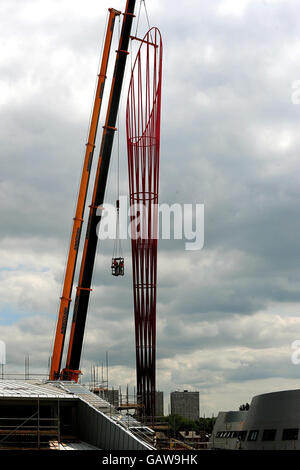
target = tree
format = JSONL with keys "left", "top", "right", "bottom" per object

{"left": 161, "top": 415, "right": 216, "bottom": 438}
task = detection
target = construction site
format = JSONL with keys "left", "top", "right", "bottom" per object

{"left": 0, "top": 0, "right": 176, "bottom": 452}
{"left": 3, "top": 0, "right": 300, "bottom": 461}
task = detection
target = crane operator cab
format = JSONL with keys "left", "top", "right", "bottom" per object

{"left": 111, "top": 257, "right": 124, "bottom": 276}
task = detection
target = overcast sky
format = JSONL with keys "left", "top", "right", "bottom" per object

{"left": 2, "top": 0, "right": 300, "bottom": 416}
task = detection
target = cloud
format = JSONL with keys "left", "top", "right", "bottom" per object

{"left": 1, "top": 0, "right": 300, "bottom": 415}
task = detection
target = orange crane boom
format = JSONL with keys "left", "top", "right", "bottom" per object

{"left": 49, "top": 8, "right": 120, "bottom": 381}
{"left": 62, "top": 0, "right": 136, "bottom": 381}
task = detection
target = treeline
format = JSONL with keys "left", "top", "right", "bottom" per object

{"left": 160, "top": 415, "right": 216, "bottom": 435}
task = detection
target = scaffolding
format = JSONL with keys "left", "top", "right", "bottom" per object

{"left": 0, "top": 396, "right": 61, "bottom": 450}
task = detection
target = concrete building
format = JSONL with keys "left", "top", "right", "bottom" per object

{"left": 170, "top": 390, "right": 199, "bottom": 421}
{"left": 105, "top": 389, "right": 119, "bottom": 407}
{"left": 211, "top": 388, "right": 300, "bottom": 450}
{"left": 155, "top": 391, "right": 164, "bottom": 416}
{"left": 93, "top": 388, "right": 119, "bottom": 408}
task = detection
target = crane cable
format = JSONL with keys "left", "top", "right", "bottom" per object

{"left": 143, "top": 0, "right": 152, "bottom": 36}
{"left": 111, "top": 1, "right": 153, "bottom": 270}
{"left": 112, "top": 15, "right": 123, "bottom": 263}
{"left": 134, "top": 0, "right": 152, "bottom": 40}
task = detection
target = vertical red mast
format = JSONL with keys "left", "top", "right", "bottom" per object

{"left": 126, "top": 28, "right": 162, "bottom": 417}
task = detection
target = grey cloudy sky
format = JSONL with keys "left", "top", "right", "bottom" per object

{"left": 1, "top": 0, "right": 300, "bottom": 415}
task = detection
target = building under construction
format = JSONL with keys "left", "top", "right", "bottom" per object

{"left": 0, "top": 380, "right": 154, "bottom": 450}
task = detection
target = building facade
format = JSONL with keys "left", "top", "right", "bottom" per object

{"left": 104, "top": 389, "right": 119, "bottom": 408}
{"left": 170, "top": 390, "right": 199, "bottom": 421}
{"left": 155, "top": 391, "right": 164, "bottom": 416}
{"left": 211, "top": 389, "right": 300, "bottom": 450}
{"left": 210, "top": 411, "right": 248, "bottom": 450}
{"left": 0, "top": 380, "right": 154, "bottom": 450}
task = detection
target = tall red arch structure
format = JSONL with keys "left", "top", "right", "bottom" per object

{"left": 126, "top": 28, "right": 162, "bottom": 417}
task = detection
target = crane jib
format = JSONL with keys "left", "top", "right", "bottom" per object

{"left": 49, "top": 6, "right": 125, "bottom": 381}
{"left": 62, "top": 0, "right": 137, "bottom": 379}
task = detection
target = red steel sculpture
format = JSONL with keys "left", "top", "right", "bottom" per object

{"left": 126, "top": 28, "right": 162, "bottom": 417}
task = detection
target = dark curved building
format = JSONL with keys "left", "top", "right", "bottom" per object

{"left": 211, "top": 389, "right": 300, "bottom": 450}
